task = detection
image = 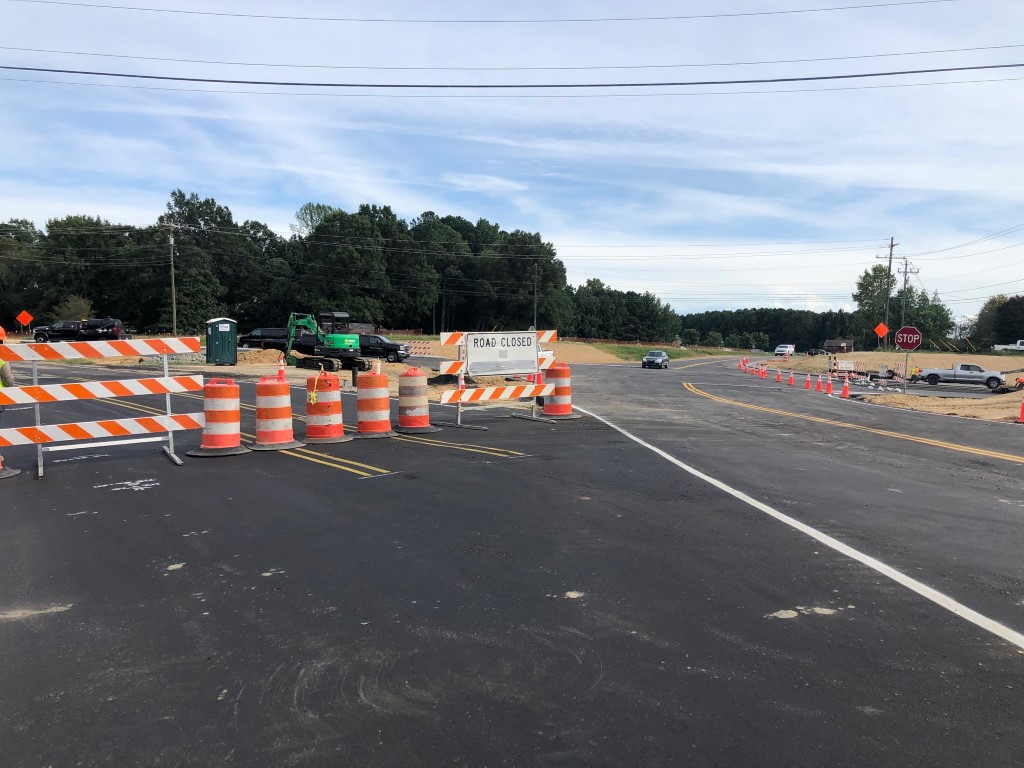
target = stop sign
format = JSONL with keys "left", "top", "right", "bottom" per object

{"left": 895, "top": 325, "right": 922, "bottom": 351}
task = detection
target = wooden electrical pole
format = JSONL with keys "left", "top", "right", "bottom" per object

{"left": 876, "top": 236, "right": 897, "bottom": 348}
{"left": 169, "top": 227, "right": 177, "bottom": 337}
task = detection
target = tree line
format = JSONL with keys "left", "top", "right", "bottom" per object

{"left": 0, "top": 191, "right": 676, "bottom": 341}
{"left": 1, "top": 190, "right": 995, "bottom": 350}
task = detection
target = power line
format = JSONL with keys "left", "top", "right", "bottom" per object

{"left": 5, "top": 61, "right": 1022, "bottom": 89}
{"left": 4, "top": 41, "right": 1021, "bottom": 72}
{"left": 4, "top": 0, "right": 968, "bottom": 24}
{"left": 905, "top": 221, "right": 1024, "bottom": 255}
{"left": 6, "top": 72, "right": 1023, "bottom": 97}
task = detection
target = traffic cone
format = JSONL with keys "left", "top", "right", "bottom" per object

{"left": 825, "top": 374, "right": 834, "bottom": 395}
{"left": 278, "top": 355, "right": 286, "bottom": 381}
{"left": 1019, "top": 399, "right": 1023, "bottom": 423}
{"left": 0, "top": 454, "right": 21, "bottom": 479}
{"left": 737, "top": 358, "right": 743, "bottom": 369}
{"left": 804, "top": 373, "right": 811, "bottom": 390}
{"left": 815, "top": 374, "right": 823, "bottom": 392}
{"left": 788, "top": 370, "right": 795, "bottom": 386}
{"left": 840, "top": 375, "right": 850, "bottom": 399}
{"left": 775, "top": 369, "right": 782, "bottom": 383}
{"left": 760, "top": 366, "right": 767, "bottom": 380}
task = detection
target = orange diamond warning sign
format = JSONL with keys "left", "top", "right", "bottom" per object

{"left": 16, "top": 310, "right": 33, "bottom": 326}
{"left": 874, "top": 322, "right": 889, "bottom": 338}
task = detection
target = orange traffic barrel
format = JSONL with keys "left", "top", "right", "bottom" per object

{"left": 188, "top": 378, "right": 251, "bottom": 457}
{"left": 543, "top": 363, "right": 581, "bottom": 420}
{"left": 355, "top": 370, "right": 395, "bottom": 438}
{"left": 304, "top": 372, "right": 352, "bottom": 444}
{"left": 0, "top": 453, "right": 21, "bottom": 479}
{"left": 395, "top": 367, "right": 440, "bottom": 434}
{"left": 249, "top": 375, "right": 304, "bottom": 450}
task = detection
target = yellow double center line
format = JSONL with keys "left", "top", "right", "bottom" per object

{"left": 684, "top": 382, "right": 1024, "bottom": 465}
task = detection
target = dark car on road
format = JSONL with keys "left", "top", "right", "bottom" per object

{"left": 807, "top": 348, "right": 827, "bottom": 356}
{"left": 32, "top": 320, "right": 83, "bottom": 342}
{"left": 642, "top": 350, "right": 670, "bottom": 369}
{"left": 238, "top": 327, "right": 289, "bottom": 351}
{"left": 358, "top": 334, "right": 409, "bottom": 363}
{"left": 33, "top": 318, "right": 126, "bottom": 343}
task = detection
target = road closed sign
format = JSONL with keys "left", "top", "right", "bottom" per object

{"left": 895, "top": 325, "right": 923, "bottom": 351}
{"left": 465, "top": 331, "right": 538, "bottom": 376}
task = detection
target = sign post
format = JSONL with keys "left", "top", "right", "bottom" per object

{"left": 894, "top": 325, "right": 922, "bottom": 394}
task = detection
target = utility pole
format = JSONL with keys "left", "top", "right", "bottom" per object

{"left": 169, "top": 226, "right": 177, "bottom": 337}
{"left": 533, "top": 262, "right": 539, "bottom": 330}
{"left": 899, "top": 260, "right": 919, "bottom": 326}
{"left": 875, "top": 236, "right": 897, "bottom": 348}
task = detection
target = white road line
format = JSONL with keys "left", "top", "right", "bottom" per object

{"left": 574, "top": 405, "right": 1024, "bottom": 651}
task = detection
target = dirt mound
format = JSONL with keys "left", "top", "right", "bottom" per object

{"left": 237, "top": 348, "right": 284, "bottom": 365}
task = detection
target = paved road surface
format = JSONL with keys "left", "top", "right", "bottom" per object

{"left": 1, "top": 359, "right": 1022, "bottom": 766}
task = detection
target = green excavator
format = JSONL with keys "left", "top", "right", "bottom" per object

{"left": 284, "top": 311, "right": 371, "bottom": 372}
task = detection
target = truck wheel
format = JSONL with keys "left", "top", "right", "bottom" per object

{"left": 985, "top": 377, "right": 1001, "bottom": 390}
{"left": 34, "top": 334, "right": 47, "bottom": 343}
{"left": 926, "top": 374, "right": 940, "bottom": 385}
{"left": 240, "top": 341, "right": 250, "bottom": 348}
{"left": 386, "top": 351, "right": 398, "bottom": 363}
{"left": 361, "top": 359, "right": 372, "bottom": 372}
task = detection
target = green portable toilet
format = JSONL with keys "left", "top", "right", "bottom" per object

{"left": 205, "top": 317, "right": 237, "bottom": 366}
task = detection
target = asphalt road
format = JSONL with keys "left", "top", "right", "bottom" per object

{"left": 1, "top": 358, "right": 1022, "bottom": 767}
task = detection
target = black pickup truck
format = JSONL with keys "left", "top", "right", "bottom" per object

{"left": 358, "top": 334, "right": 409, "bottom": 363}
{"left": 33, "top": 318, "right": 126, "bottom": 343}
{"left": 32, "top": 320, "right": 84, "bottom": 342}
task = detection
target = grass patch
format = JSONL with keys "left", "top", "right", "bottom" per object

{"left": 588, "top": 343, "right": 736, "bottom": 362}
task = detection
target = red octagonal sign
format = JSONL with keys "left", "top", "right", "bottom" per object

{"left": 895, "top": 325, "right": 922, "bottom": 351}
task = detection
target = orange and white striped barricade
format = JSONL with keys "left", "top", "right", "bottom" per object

{"left": 407, "top": 340, "right": 433, "bottom": 357}
{"left": 187, "top": 378, "right": 250, "bottom": 457}
{"left": 542, "top": 364, "right": 581, "bottom": 420}
{"left": 249, "top": 374, "right": 304, "bottom": 450}
{"left": 0, "top": 337, "right": 204, "bottom": 477}
{"left": 304, "top": 371, "right": 352, "bottom": 444}
{"left": 439, "top": 382, "right": 554, "bottom": 427}
{"left": 395, "top": 367, "right": 440, "bottom": 434}
{"left": 355, "top": 370, "right": 396, "bottom": 438}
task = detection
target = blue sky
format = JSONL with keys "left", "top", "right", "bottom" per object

{"left": 2, "top": 0, "right": 1023, "bottom": 321}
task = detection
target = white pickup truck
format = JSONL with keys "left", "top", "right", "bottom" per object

{"left": 993, "top": 339, "right": 1024, "bottom": 352}
{"left": 912, "top": 363, "right": 1006, "bottom": 390}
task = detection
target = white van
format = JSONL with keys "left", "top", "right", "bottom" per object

{"left": 774, "top": 344, "right": 796, "bottom": 356}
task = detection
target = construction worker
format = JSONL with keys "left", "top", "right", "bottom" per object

{"left": 0, "top": 326, "right": 13, "bottom": 389}
{"left": 0, "top": 326, "right": 14, "bottom": 469}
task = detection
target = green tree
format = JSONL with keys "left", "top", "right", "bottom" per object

{"left": 974, "top": 295, "right": 1008, "bottom": 347}
{"left": 54, "top": 295, "right": 92, "bottom": 320}
{"left": 852, "top": 264, "right": 897, "bottom": 348}
{"left": 411, "top": 212, "right": 470, "bottom": 332}
{"left": 680, "top": 328, "right": 700, "bottom": 345}
{"left": 158, "top": 190, "right": 229, "bottom": 332}
{"left": 993, "top": 295, "right": 1024, "bottom": 343}
{"left": 702, "top": 330, "right": 724, "bottom": 347}
{"left": 290, "top": 202, "right": 340, "bottom": 237}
